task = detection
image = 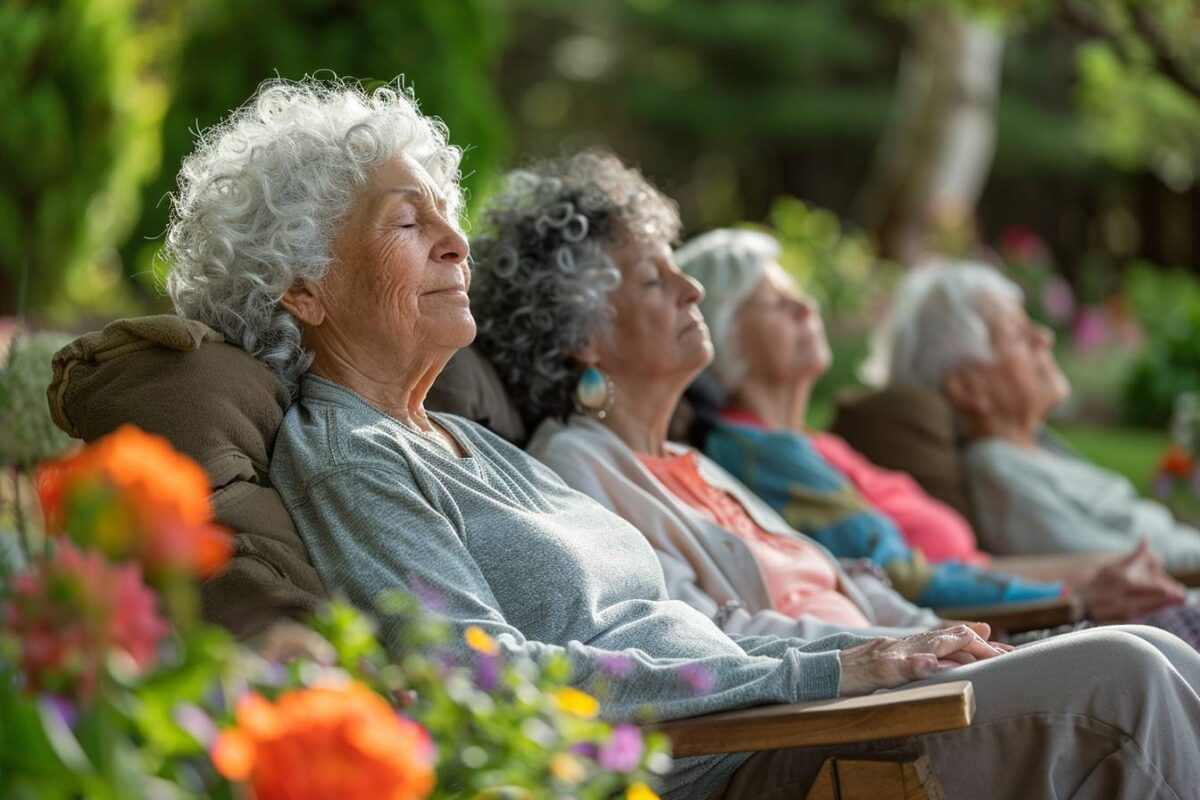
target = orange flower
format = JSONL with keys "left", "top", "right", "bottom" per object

{"left": 212, "top": 683, "right": 435, "bottom": 800}
{"left": 37, "top": 426, "right": 231, "bottom": 579}
{"left": 1160, "top": 445, "right": 1195, "bottom": 479}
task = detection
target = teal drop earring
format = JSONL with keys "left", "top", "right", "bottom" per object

{"left": 575, "top": 365, "right": 615, "bottom": 418}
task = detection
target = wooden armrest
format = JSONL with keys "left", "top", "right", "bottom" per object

{"left": 935, "top": 594, "right": 1085, "bottom": 634}
{"left": 1170, "top": 568, "right": 1200, "bottom": 588}
{"left": 643, "top": 681, "right": 974, "bottom": 758}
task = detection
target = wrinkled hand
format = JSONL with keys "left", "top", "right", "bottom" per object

{"left": 1082, "top": 540, "right": 1186, "bottom": 622}
{"left": 837, "top": 624, "right": 1011, "bottom": 697}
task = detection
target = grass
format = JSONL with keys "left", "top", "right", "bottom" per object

{"left": 1049, "top": 424, "right": 1168, "bottom": 496}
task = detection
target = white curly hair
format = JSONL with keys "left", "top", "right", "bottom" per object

{"left": 164, "top": 76, "right": 463, "bottom": 393}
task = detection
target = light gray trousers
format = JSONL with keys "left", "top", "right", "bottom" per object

{"left": 706, "top": 625, "right": 1200, "bottom": 799}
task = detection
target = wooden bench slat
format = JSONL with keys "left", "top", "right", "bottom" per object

{"left": 935, "top": 595, "right": 1084, "bottom": 633}
{"left": 646, "top": 680, "right": 975, "bottom": 758}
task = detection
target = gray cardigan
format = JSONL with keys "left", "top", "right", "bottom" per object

{"left": 270, "top": 376, "right": 872, "bottom": 798}
{"left": 966, "top": 438, "right": 1200, "bottom": 571}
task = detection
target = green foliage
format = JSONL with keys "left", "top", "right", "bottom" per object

{"left": 126, "top": 0, "right": 510, "bottom": 291}
{"left": 0, "top": 0, "right": 187, "bottom": 318}
{"left": 1076, "top": 41, "right": 1200, "bottom": 190}
{"left": 0, "top": 333, "right": 74, "bottom": 469}
{"left": 1121, "top": 263, "right": 1200, "bottom": 427}
{"left": 770, "top": 197, "right": 891, "bottom": 322}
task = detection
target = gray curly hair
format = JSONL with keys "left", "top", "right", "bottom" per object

{"left": 164, "top": 76, "right": 463, "bottom": 393}
{"left": 470, "top": 150, "right": 681, "bottom": 428}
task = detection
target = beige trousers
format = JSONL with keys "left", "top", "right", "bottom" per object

{"left": 707, "top": 625, "right": 1200, "bottom": 800}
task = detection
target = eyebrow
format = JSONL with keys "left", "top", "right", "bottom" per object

{"left": 383, "top": 186, "right": 449, "bottom": 213}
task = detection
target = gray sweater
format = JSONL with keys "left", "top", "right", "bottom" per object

{"left": 966, "top": 438, "right": 1200, "bottom": 571}
{"left": 270, "top": 376, "right": 870, "bottom": 798}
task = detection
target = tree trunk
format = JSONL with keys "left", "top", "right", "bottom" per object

{"left": 856, "top": 7, "right": 1005, "bottom": 264}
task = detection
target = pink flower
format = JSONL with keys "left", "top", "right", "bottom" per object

{"left": 598, "top": 724, "right": 644, "bottom": 772}
{"left": 1001, "top": 225, "right": 1048, "bottom": 265}
{"left": 4, "top": 544, "right": 169, "bottom": 702}
{"left": 1071, "top": 307, "right": 1110, "bottom": 352}
{"left": 1040, "top": 276, "right": 1075, "bottom": 325}
{"left": 678, "top": 663, "right": 714, "bottom": 695}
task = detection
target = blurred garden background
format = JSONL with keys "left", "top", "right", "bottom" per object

{"left": 3, "top": 0, "right": 1200, "bottom": 490}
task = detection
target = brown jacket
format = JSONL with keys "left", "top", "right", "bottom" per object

{"left": 47, "top": 316, "right": 327, "bottom": 640}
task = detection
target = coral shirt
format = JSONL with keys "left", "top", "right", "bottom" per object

{"left": 639, "top": 450, "right": 871, "bottom": 627}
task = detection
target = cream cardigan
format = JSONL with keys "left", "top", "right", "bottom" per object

{"left": 527, "top": 416, "right": 939, "bottom": 640}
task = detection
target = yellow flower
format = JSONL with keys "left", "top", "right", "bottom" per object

{"left": 553, "top": 687, "right": 599, "bottom": 719}
{"left": 626, "top": 782, "right": 660, "bottom": 800}
{"left": 549, "top": 753, "right": 586, "bottom": 785}
{"left": 464, "top": 625, "right": 498, "bottom": 655}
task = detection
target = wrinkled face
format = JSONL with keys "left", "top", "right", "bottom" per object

{"left": 735, "top": 262, "right": 830, "bottom": 385}
{"left": 591, "top": 235, "right": 713, "bottom": 388}
{"left": 976, "top": 292, "right": 1070, "bottom": 420}
{"left": 316, "top": 155, "right": 473, "bottom": 366}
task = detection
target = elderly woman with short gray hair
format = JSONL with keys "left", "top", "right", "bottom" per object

{"left": 871, "top": 261, "right": 1200, "bottom": 574}
{"left": 471, "top": 152, "right": 1200, "bottom": 797}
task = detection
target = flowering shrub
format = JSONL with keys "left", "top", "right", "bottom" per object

{"left": 0, "top": 427, "right": 670, "bottom": 798}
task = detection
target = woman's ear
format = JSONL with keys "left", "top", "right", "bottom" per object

{"left": 943, "top": 367, "right": 993, "bottom": 419}
{"left": 279, "top": 278, "right": 327, "bottom": 327}
{"left": 571, "top": 337, "right": 602, "bottom": 369}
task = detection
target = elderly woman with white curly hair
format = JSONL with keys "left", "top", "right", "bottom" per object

{"left": 471, "top": 151, "right": 1200, "bottom": 797}
{"left": 871, "top": 260, "right": 1200, "bottom": 575}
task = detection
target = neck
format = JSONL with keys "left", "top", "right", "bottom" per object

{"left": 959, "top": 412, "right": 1041, "bottom": 448}
{"left": 731, "top": 375, "right": 815, "bottom": 432}
{"left": 308, "top": 338, "right": 454, "bottom": 434}
{"left": 598, "top": 374, "right": 686, "bottom": 458}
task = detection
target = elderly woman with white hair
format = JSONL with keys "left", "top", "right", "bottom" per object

{"left": 677, "top": 229, "right": 1186, "bottom": 624}
{"left": 471, "top": 154, "right": 1200, "bottom": 796}
{"left": 873, "top": 260, "right": 1200, "bottom": 575}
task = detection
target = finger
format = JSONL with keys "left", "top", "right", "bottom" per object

{"left": 938, "top": 651, "right": 978, "bottom": 665}
{"left": 923, "top": 625, "right": 1007, "bottom": 660}
{"left": 990, "top": 641, "right": 1016, "bottom": 653}
{"left": 905, "top": 653, "right": 943, "bottom": 681}
{"left": 962, "top": 621, "right": 992, "bottom": 641}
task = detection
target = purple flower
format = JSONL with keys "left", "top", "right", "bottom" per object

{"left": 173, "top": 702, "right": 218, "bottom": 747}
{"left": 409, "top": 577, "right": 447, "bottom": 612}
{"left": 474, "top": 654, "right": 500, "bottom": 692}
{"left": 1153, "top": 473, "right": 1175, "bottom": 500}
{"left": 43, "top": 694, "right": 77, "bottom": 731}
{"left": 570, "top": 742, "right": 600, "bottom": 759}
{"left": 598, "top": 723, "right": 644, "bottom": 772}
{"left": 599, "top": 653, "right": 634, "bottom": 678}
{"left": 679, "top": 663, "right": 714, "bottom": 695}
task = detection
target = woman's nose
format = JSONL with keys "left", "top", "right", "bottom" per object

{"left": 680, "top": 273, "right": 704, "bottom": 305}
{"left": 434, "top": 224, "right": 469, "bottom": 265}
{"left": 1035, "top": 323, "right": 1055, "bottom": 348}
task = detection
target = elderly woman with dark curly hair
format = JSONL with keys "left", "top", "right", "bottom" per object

{"left": 471, "top": 149, "right": 1200, "bottom": 797}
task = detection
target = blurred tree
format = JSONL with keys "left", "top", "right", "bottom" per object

{"left": 125, "top": 0, "right": 509, "bottom": 295}
{"left": 0, "top": 0, "right": 190, "bottom": 318}
{"left": 874, "top": 0, "right": 1200, "bottom": 260}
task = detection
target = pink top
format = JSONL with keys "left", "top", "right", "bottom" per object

{"left": 639, "top": 450, "right": 871, "bottom": 627}
{"left": 809, "top": 432, "right": 990, "bottom": 566}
